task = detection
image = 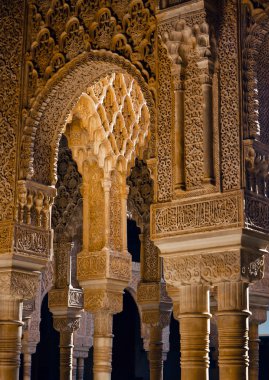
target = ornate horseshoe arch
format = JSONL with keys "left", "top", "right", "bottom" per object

{"left": 20, "top": 50, "right": 156, "bottom": 186}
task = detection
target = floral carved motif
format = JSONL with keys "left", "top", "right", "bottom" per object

{"left": 0, "top": 222, "right": 14, "bottom": 254}
{"left": 0, "top": 0, "right": 24, "bottom": 221}
{"left": 53, "top": 317, "right": 80, "bottom": 333}
{"left": 0, "top": 271, "right": 39, "bottom": 300}
{"left": 24, "top": 0, "right": 156, "bottom": 119}
{"left": 163, "top": 250, "right": 264, "bottom": 287}
{"left": 77, "top": 250, "right": 131, "bottom": 283}
{"left": 156, "top": 38, "right": 173, "bottom": 201}
{"left": 109, "top": 171, "right": 123, "bottom": 252}
{"left": 84, "top": 290, "right": 123, "bottom": 314}
{"left": 151, "top": 191, "right": 243, "bottom": 239}
{"left": 218, "top": 0, "right": 241, "bottom": 191}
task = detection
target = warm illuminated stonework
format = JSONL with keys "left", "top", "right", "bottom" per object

{"left": 1, "top": 0, "right": 269, "bottom": 380}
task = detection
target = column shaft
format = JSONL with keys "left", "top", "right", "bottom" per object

{"left": 93, "top": 312, "right": 113, "bottom": 380}
{"left": 77, "top": 357, "right": 84, "bottom": 380}
{"left": 59, "top": 331, "right": 74, "bottom": 380}
{"left": 177, "top": 285, "right": 210, "bottom": 380}
{"left": 149, "top": 327, "right": 163, "bottom": 380}
{"left": 249, "top": 322, "right": 259, "bottom": 380}
{"left": 23, "top": 353, "right": 31, "bottom": 380}
{"left": 72, "top": 357, "right": 77, "bottom": 380}
{"left": 180, "top": 316, "right": 210, "bottom": 380}
{"left": 217, "top": 282, "right": 250, "bottom": 380}
{"left": 0, "top": 296, "right": 22, "bottom": 380}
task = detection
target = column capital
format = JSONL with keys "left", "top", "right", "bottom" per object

{"left": 53, "top": 316, "right": 81, "bottom": 334}
{"left": 137, "top": 281, "right": 172, "bottom": 327}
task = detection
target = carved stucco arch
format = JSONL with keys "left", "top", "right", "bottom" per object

{"left": 20, "top": 50, "right": 156, "bottom": 186}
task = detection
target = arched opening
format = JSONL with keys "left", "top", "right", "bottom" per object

{"left": 31, "top": 294, "right": 60, "bottom": 380}
{"left": 127, "top": 218, "right": 141, "bottom": 263}
{"left": 23, "top": 53, "right": 153, "bottom": 380}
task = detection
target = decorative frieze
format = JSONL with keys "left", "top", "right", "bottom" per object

{"left": 163, "top": 250, "right": 264, "bottom": 287}
{"left": 83, "top": 289, "right": 123, "bottom": 314}
{"left": 77, "top": 250, "right": 131, "bottom": 283}
{"left": 14, "top": 224, "right": 51, "bottom": 258}
{"left": 151, "top": 191, "right": 243, "bottom": 239}
{"left": 0, "top": 271, "right": 39, "bottom": 300}
{"left": 49, "top": 288, "right": 83, "bottom": 309}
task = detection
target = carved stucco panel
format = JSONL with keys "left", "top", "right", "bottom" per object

{"left": 0, "top": 0, "right": 25, "bottom": 221}
{"left": 151, "top": 191, "right": 243, "bottom": 239}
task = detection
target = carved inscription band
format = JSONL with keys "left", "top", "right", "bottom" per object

{"left": 151, "top": 191, "right": 243, "bottom": 238}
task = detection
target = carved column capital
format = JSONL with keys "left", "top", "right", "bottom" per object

{"left": 137, "top": 282, "right": 172, "bottom": 327}
{"left": 53, "top": 317, "right": 81, "bottom": 334}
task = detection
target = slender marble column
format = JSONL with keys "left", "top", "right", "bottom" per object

{"left": 176, "top": 285, "right": 211, "bottom": 380}
{"left": 72, "top": 357, "right": 77, "bottom": 380}
{"left": 148, "top": 326, "right": 163, "bottom": 380}
{"left": 60, "top": 331, "right": 74, "bottom": 380}
{"left": 0, "top": 296, "right": 23, "bottom": 380}
{"left": 93, "top": 312, "right": 113, "bottom": 380}
{"left": 217, "top": 282, "right": 250, "bottom": 380}
{"left": 249, "top": 321, "right": 260, "bottom": 380}
{"left": 77, "top": 357, "right": 84, "bottom": 380}
{"left": 53, "top": 317, "right": 80, "bottom": 380}
{"left": 23, "top": 353, "right": 31, "bottom": 380}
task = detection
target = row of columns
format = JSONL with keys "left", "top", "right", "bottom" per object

{"left": 20, "top": 295, "right": 266, "bottom": 380}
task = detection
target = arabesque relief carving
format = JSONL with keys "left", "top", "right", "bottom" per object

{"left": 218, "top": 0, "right": 241, "bottom": 191}
{"left": 21, "top": 53, "right": 155, "bottom": 187}
{"left": 151, "top": 191, "right": 243, "bottom": 239}
{"left": 24, "top": 0, "right": 156, "bottom": 112}
{"left": 163, "top": 250, "right": 264, "bottom": 288}
{"left": 0, "top": 0, "right": 24, "bottom": 222}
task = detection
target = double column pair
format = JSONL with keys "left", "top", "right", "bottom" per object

{"left": 160, "top": 243, "right": 266, "bottom": 380}
{"left": 170, "top": 282, "right": 250, "bottom": 380}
